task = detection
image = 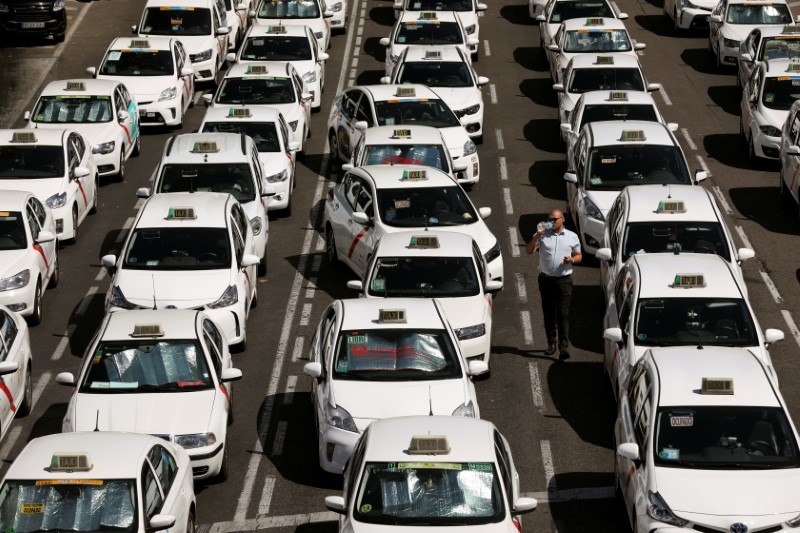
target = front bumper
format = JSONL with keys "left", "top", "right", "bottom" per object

{"left": 0, "top": 281, "right": 38, "bottom": 317}
{"left": 187, "top": 442, "right": 225, "bottom": 479}
{"left": 454, "top": 154, "right": 480, "bottom": 184}
{"left": 578, "top": 212, "right": 604, "bottom": 255}
{"left": 457, "top": 106, "right": 484, "bottom": 138}
{"left": 137, "top": 100, "right": 183, "bottom": 127}
{"left": 0, "top": 12, "right": 66, "bottom": 38}
{"left": 719, "top": 41, "right": 739, "bottom": 65}
{"left": 189, "top": 57, "right": 217, "bottom": 82}
{"left": 265, "top": 179, "right": 291, "bottom": 210}
{"left": 676, "top": 7, "right": 712, "bottom": 28}
{"left": 329, "top": 7, "right": 346, "bottom": 28}
{"left": 94, "top": 149, "right": 121, "bottom": 177}
{"left": 458, "top": 334, "right": 491, "bottom": 369}
{"left": 753, "top": 131, "right": 781, "bottom": 159}
{"left": 52, "top": 204, "right": 76, "bottom": 241}
{"left": 319, "top": 425, "right": 360, "bottom": 474}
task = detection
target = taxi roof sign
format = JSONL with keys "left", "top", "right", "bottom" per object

{"left": 783, "top": 24, "right": 800, "bottom": 32}
{"left": 167, "top": 207, "right": 197, "bottom": 220}
{"left": 656, "top": 200, "right": 686, "bottom": 213}
{"left": 228, "top": 108, "right": 252, "bottom": 118}
{"left": 619, "top": 129, "right": 646, "bottom": 142}
{"left": 65, "top": 81, "right": 86, "bottom": 91}
{"left": 267, "top": 25, "right": 287, "bottom": 33}
{"left": 50, "top": 453, "right": 93, "bottom": 472}
{"left": 131, "top": 324, "right": 165, "bottom": 338}
{"left": 408, "top": 435, "right": 450, "bottom": 455}
{"left": 585, "top": 17, "right": 604, "bottom": 25}
{"left": 594, "top": 55, "right": 614, "bottom": 64}
{"left": 395, "top": 87, "right": 416, "bottom": 97}
{"left": 418, "top": 11, "right": 438, "bottom": 19}
{"left": 787, "top": 59, "right": 800, "bottom": 72}
{"left": 409, "top": 235, "right": 439, "bottom": 248}
{"left": 11, "top": 131, "right": 36, "bottom": 143}
{"left": 378, "top": 308, "right": 407, "bottom": 323}
{"left": 392, "top": 129, "right": 412, "bottom": 138}
{"left": 401, "top": 169, "right": 427, "bottom": 180}
{"left": 701, "top": 377, "right": 734, "bottom": 395}
{"left": 673, "top": 273, "right": 705, "bottom": 288}
{"left": 130, "top": 39, "right": 151, "bottom": 48}
{"left": 609, "top": 91, "right": 628, "bottom": 101}
{"left": 192, "top": 141, "right": 219, "bottom": 153}
{"left": 246, "top": 65, "right": 268, "bottom": 74}
{"left": 424, "top": 50, "right": 443, "bottom": 60}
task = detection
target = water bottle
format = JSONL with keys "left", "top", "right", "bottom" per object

{"left": 537, "top": 221, "right": 553, "bottom": 233}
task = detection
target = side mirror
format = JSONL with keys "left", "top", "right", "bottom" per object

{"left": 36, "top": 230, "right": 55, "bottom": 244}
{"left": 478, "top": 207, "right": 491, "bottom": 219}
{"left": 380, "top": 37, "right": 391, "bottom": 47}
{"left": 180, "top": 66, "right": 194, "bottom": 77}
{"left": 342, "top": 163, "right": 354, "bottom": 171}
{"left": 101, "top": 254, "right": 117, "bottom": 269}
{"left": 477, "top": 2, "right": 487, "bottom": 10}
{"left": 85, "top": 66, "right": 97, "bottom": 77}
{"left": 241, "top": 254, "right": 260, "bottom": 268}
{"left": 452, "top": 159, "right": 469, "bottom": 172}
{"left": 603, "top": 327, "right": 623, "bottom": 343}
{"left": 646, "top": 83, "right": 661, "bottom": 92}
{"left": 552, "top": 83, "right": 564, "bottom": 92}
{"left": 55, "top": 371, "right": 76, "bottom": 386}
{"left": 237, "top": 1, "right": 248, "bottom": 8}
{"left": 467, "top": 36, "right": 479, "bottom": 46}
{"left": 323, "top": 10, "right": 334, "bottom": 17}
{"left": 563, "top": 171, "right": 578, "bottom": 183}
{"left": 319, "top": 52, "right": 330, "bottom": 61}
{"left": 288, "top": 140, "right": 301, "bottom": 151}
{"left": 667, "top": 122, "right": 679, "bottom": 132}
{"left": 148, "top": 515, "right": 176, "bottom": 532}
{"left": 596, "top": 248, "right": 612, "bottom": 262}
{"left": 249, "top": 9, "right": 256, "bottom": 16}
{"left": 737, "top": 247, "right": 755, "bottom": 261}
{"left": 301, "top": 92, "right": 313, "bottom": 102}
{"left": 324, "top": 495, "right": 346, "bottom": 514}
{"left": 131, "top": 25, "right": 138, "bottom": 34}
{"left": 220, "top": 367, "right": 243, "bottom": 382}
{"left": 262, "top": 185, "right": 277, "bottom": 197}
{"left": 535, "top": 14, "right": 546, "bottom": 21}
{"left": 617, "top": 442, "right": 640, "bottom": 462}
{"left": 136, "top": 187, "right": 151, "bottom": 199}
{"left": 354, "top": 120, "right": 369, "bottom": 132}
{"left": 694, "top": 170, "right": 708, "bottom": 183}
{"left": 347, "top": 279, "right": 364, "bottom": 291}
{"left": 764, "top": 328, "right": 784, "bottom": 345}
{"left": 634, "top": 42, "right": 646, "bottom": 50}
{"left": 0, "top": 362, "right": 18, "bottom": 376}
{"left": 202, "top": 94, "right": 213, "bottom": 106}
{"left": 467, "top": 360, "right": 489, "bottom": 376}
{"left": 117, "top": 110, "right": 130, "bottom": 121}
{"left": 303, "top": 361, "right": 323, "bottom": 379}
{"left": 73, "top": 166, "right": 90, "bottom": 179}
{"left": 741, "top": 52, "right": 753, "bottom": 62}
{"left": 560, "top": 123, "right": 572, "bottom": 134}
{"left": 352, "top": 211, "right": 370, "bottom": 225}
{"left": 788, "top": 145, "right": 800, "bottom": 155}
{"left": 512, "top": 497, "right": 538, "bottom": 515}
{"left": 618, "top": 11, "right": 629, "bottom": 19}
{"left": 476, "top": 76, "right": 489, "bottom": 86}
{"left": 484, "top": 280, "right": 503, "bottom": 294}
{"left": 23, "top": 111, "right": 31, "bottom": 121}
{"left": 216, "top": 26, "right": 230, "bottom": 35}
{"left": 710, "top": 14, "right": 723, "bottom": 22}
{"left": 547, "top": 44, "right": 559, "bottom": 51}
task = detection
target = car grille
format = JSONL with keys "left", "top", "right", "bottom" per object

{"left": 11, "top": 4, "right": 53, "bottom": 21}
{"left": 192, "top": 466, "right": 209, "bottom": 476}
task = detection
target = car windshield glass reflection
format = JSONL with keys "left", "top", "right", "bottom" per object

{"left": 396, "top": 61, "right": 473, "bottom": 88}
{"left": 257, "top": 0, "right": 321, "bottom": 19}
{"left": 140, "top": 7, "right": 213, "bottom": 35}
{"left": 579, "top": 104, "right": 658, "bottom": 128}
{"left": 403, "top": 0, "right": 473, "bottom": 11}
{"left": 123, "top": 228, "right": 231, "bottom": 270}
{"left": 586, "top": 145, "right": 690, "bottom": 189}
{"left": 563, "top": 29, "right": 632, "bottom": 52}
{"left": 32, "top": 96, "right": 114, "bottom": 124}
{"left": 100, "top": 50, "right": 174, "bottom": 76}
{"left": 0, "top": 146, "right": 64, "bottom": 179}
{"left": 622, "top": 222, "right": 731, "bottom": 261}
{"left": 550, "top": 1, "right": 613, "bottom": 22}
{"left": 567, "top": 68, "right": 644, "bottom": 93}
{"left": 375, "top": 100, "right": 461, "bottom": 128}
{"left": 240, "top": 36, "right": 313, "bottom": 61}
{"left": 396, "top": 22, "right": 464, "bottom": 45}
{"left": 363, "top": 144, "right": 448, "bottom": 171}
{"left": 761, "top": 77, "right": 800, "bottom": 110}
{"left": 157, "top": 164, "right": 255, "bottom": 203}
{"left": 216, "top": 77, "right": 296, "bottom": 104}
{"left": 726, "top": 4, "right": 791, "bottom": 24}
{"left": 202, "top": 122, "right": 282, "bottom": 152}
{"left": 368, "top": 257, "right": 479, "bottom": 297}
{"left": 377, "top": 186, "right": 478, "bottom": 227}
{"left": 0, "top": 213, "right": 26, "bottom": 251}
{"left": 761, "top": 37, "right": 800, "bottom": 60}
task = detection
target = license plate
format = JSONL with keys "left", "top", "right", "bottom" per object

{"left": 21, "top": 22, "right": 45, "bottom": 29}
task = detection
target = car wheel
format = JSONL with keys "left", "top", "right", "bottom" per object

{"left": 673, "top": 7, "right": 681, "bottom": 33}
{"left": 187, "top": 513, "right": 196, "bottom": 533}
{"left": 250, "top": 287, "right": 258, "bottom": 309}
{"left": 17, "top": 368, "right": 32, "bottom": 417}
{"left": 748, "top": 137, "right": 756, "bottom": 163}
{"left": 27, "top": 279, "right": 42, "bottom": 326}
{"left": 116, "top": 150, "right": 125, "bottom": 183}
{"left": 177, "top": 99, "right": 184, "bottom": 128}
{"left": 132, "top": 132, "right": 141, "bottom": 157}
{"left": 89, "top": 176, "right": 99, "bottom": 214}
{"left": 69, "top": 206, "right": 78, "bottom": 245}
{"left": 329, "top": 130, "right": 340, "bottom": 163}
{"left": 326, "top": 225, "right": 339, "bottom": 265}
{"left": 258, "top": 251, "right": 268, "bottom": 276}
{"left": 215, "top": 444, "right": 229, "bottom": 482}
{"left": 48, "top": 248, "right": 59, "bottom": 289}
{"left": 716, "top": 47, "right": 723, "bottom": 70}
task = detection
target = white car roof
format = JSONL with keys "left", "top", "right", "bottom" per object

{"left": 201, "top": 105, "right": 284, "bottom": 123}
{"left": 727, "top": 0, "right": 788, "bottom": 6}
{"left": 567, "top": 53, "right": 642, "bottom": 69}
{"left": 5, "top": 432, "right": 165, "bottom": 480}
{"left": 161, "top": 132, "right": 254, "bottom": 163}
{"left": 143, "top": 0, "right": 216, "bottom": 9}
{"left": 137, "top": 192, "right": 232, "bottom": 229}
{"left": 561, "top": 16, "right": 627, "bottom": 31}
{"left": 0, "top": 190, "right": 36, "bottom": 211}
{"left": 225, "top": 62, "right": 294, "bottom": 79}
{"left": 761, "top": 57, "right": 800, "bottom": 77}
{"left": 578, "top": 89, "right": 657, "bottom": 106}
{"left": 753, "top": 24, "right": 799, "bottom": 38}
{"left": 375, "top": 230, "right": 474, "bottom": 257}
{"left": 622, "top": 184, "right": 720, "bottom": 222}
{"left": 352, "top": 164, "right": 457, "bottom": 189}
{"left": 244, "top": 24, "right": 310, "bottom": 38}
{"left": 101, "top": 309, "right": 202, "bottom": 341}
{"left": 0, "top": 128, "right": 69, "bottom": 146}
{"left": 338, "top": 297, "right": 448, "bottom": 330}
{"left": 631, "top": 253, "right": 744, "bottom": 299}
{"left": 649, "top": 347, "right": 780, "bottom": 407}
{"left": 362, "top": 125, "right": 446, "bottom": 145}
{"left": 402, "top": 45, "right": 465, "bottom": 62}
{"left": 587, "top": 120, "right": 675, "bottom": 147}
{"left": 363, "top": 416, "right": 497, "bottom": 462}
{"left": 398, "top": 9, "right": 462, "bottom": 23}
{"left": 107, "top": 36, "right": 177, "bottom": 52}
{"left": 361, "top": 83, "right": 442, "bottom": 102}
{"left": 39, "top": 78, "right": 121, "bottom": 97}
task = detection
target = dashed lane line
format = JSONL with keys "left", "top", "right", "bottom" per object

{"left": 508, "top": 227, "right": 521, "bottom": 257}
{"left": 679, "top": 127, "right": 697, "bottom": 150}
{"left": 528, "top": 362, "right": 544, "bottom": 413}
{"left": 711, "top": 185, "right": 734, "bottom": 216}
{"left": 541, "top": 440, "right": 557, "bottom": 491}
{"left": 521, "top": 310, "right": 533, "bottom": 345}
{"left": 498, "top": 156, "right": 508, "bottom": 180}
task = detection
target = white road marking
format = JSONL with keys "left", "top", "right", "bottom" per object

{"left": 498, "top": 156, "right": 508, "bottom": 181}
{"left": 114, "top": 217, "right": 134, "bottom": 244}
{"left": 521, "top": 310, "right": 533, "bottom": 345}
{"left": 204, "top": 512, "right": 338, "bottom": 532}
{"left": 508, "top": 227, "right": 521, "bottom": 257}
{"left": 50, "top": 335, "right": 70, "bottom": 361}
{"left": 315, "top": 233, "right": 326, "bottom": 252}
{"left": 94, "top": 268, "right": 106, "bottom": 282}
{"left": 489, "top": 84, "right": 498, "bottom": 104}
{"left": 350, "top": 57, "right": 358, "bottom": 69}
{"left": 695, "top": 154, "right": 712, "bottom": 177}
{"left": 502, "top": 187, "right": 513, "bottom": 214}
{"left": 291, "top": 336, "right": 305, "bottom": 362}
{"left": 658, "top": 85, "right": 672, "bottom": 106}
{"left": 541, "top": 440, "right": 557, "bottom": 491}
{"left": 349, "top": 68, "right": 357, "bottom": 80}
{"left": 495, "top": 128, "right": 504, "bottom": 150}
{"left": 528, "top": 362, "right": 544, "bottom": 413}
{"left": 299, "top": 302, "right": 313, "bottom": 326}
{"left": 483, "top": 40, "right": 491, "bottom": 56}
{"left": 282, "top": 376, "right": 297, "bottom": 405}
{"left": 711, "top": 185, "right": 733, "bottom": 216}
{"left": 781, "top": 310, "right": 800, "bottom": 349}
{"left": 355, "top": 36, "right": 362, "bottom": 47}
{"left": 305, "top": 277, "right": 317, "bottom": 299}
{"left": 32, "top": 371, "right": 52, "bottom": 408}
{"left": 256, "top": 476, "right": 277, "bottom": 517}
{"left": 311, "top": 255, "right": 322, "bottom": 273}
{"left": 733, "top": 225, "right": 754, "bottom": 250}
{"left": 74, "top": 287, "right": 98, "bottom": 317}
{"left": 0, "top": 427, "right": 22, "bottom": 461}
{"left": 680, "top": 128, "right": 697, "bottom": 150}
{"left": 515, "top": 273, "right": 527, "bottom": 304}
{"left": 271, "top": 420, "right": 287, "bottom": 456}
{"left": 759, "top": 271, "right": 783, "bottom": 304}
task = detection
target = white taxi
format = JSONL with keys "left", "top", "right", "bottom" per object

{"left": 323, "top": 165, "right": 502, "bottom": 281}
{"left": 323, "top": 416, "right": 538, "bottom": 528}
{"left": 345, "top": 125, "right": 473, "bottom": 183}
{"left": 737, "top": 24, "right": 800, "bottom": 89}
{"left": 206, "top": 63, "right": 312, "bottom": 152}
{"left": 709, "top": 0, "right": 794, "bottom": 69}
{"left": 228, "top": 24, "right": 328, "bottom": 110}
{"left": 199, "top": 106, "right": 300, "bottom": 213}
{"left": 664, "top": 0, "right": 716, "bottom": 30}
{"left": 546, "top": 17, "right": 646, "bottom": 84}
{"left": 596, "top": 184, "right": 755, "bottom": 300}
{"left": 347, "top": 231, "right": 502, "bottom": 367}
{"left": 25, "top": 79, "right": 140, "bottom": 181}
{"left": 0, "top": 303, "right": 34, "bottom": 438}
{"left": 324, "top": 0, "right": 347, "bottom": 32}
{"left": 223, "top": 0, "right": 251, "bottom": 50}
{"left": 134, "top": 0, "right": 230, "bottom": 83}
{"left": 615, "top": 348, "right": 800, "bottom": 533}
{"left": 393, "top": 0, "right": 487, "bottom": 59}
{"left": 382, "top": 47, "right": 488, "bottom": 140}
{"left": 56, "top": 310, "right": 242, "bottom": 481}
{"left": 0, "top": 129, "right": 98, "bottom": 244}
{"left": 779, "top": 97, "right": 800, "bottom": 214}
{"left": 536, "top": 0, "right": 626, "bottom": 55}
{"left": 0, "top": 191, "right": 58, "bottom": 325}
{"left": 741, "top": 57, "right": 800, "bottom": 161}
{"left": 101, "top": 192, "right": 259, "bottom": 350}
{"left": 380, "top": 11, "right": 479, "bottom": 77}
{"left": 565, "top": 121, "right": 706, "bottom": 255}
{"left": 0, "top": 433, "right": 196, "bottom": 533}
{"left": 303, "top": 299, "right": 486, "bottom": 473}
{"left": 89, "top": 37, "right": 195, "bottom": 129}
{"left": 136, "top": 134, "right": 273, "bottom": 274}
{"left": 602, "top": 253, "right": 784, "bottom": 399}
{"left": 327, "top": 85, "right": 478, "bottom": 183}
{"left": 252, "top": 0, "right": 333, "bottom": 53}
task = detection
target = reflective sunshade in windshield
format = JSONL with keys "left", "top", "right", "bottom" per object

{"left": 123, "top": 228, "right": 231, "bottom": 270}
{"left": 396, "top": 22, "right": 463, "bottom": 45}
{"left": 586, "top": 145, "right": 690, "bottom": 189}
{"left": 100, "top": 50, "right": 174, "bottom": 76}
{"left": 0, "top": 213, "right": 26, "bottom": 250}
{"left": 550, "top": 1, "right": 613, "bottom": 22}
{"left": 635, "top": 298, "right": 757, "bottom": 346}
{"left": 354, "top": 462, "right": 504, "bottom": 524}
{"left": 368, "top": 257, "right": 479, "bottom": 297}
{"left": 0, "top": 479, "right": 137, "bottom": 533}
{"left": 0, "top": 146, "right": 64, "bottom": 179}
{"left": 333, "top": 329, "right": 461, "bottom": 379}
{"left": 157, "top": 163, "right": 255, "bottom": 203}
{"left": 726, "top": 3, "right": 791, "bottom": 24}
{"left": 240, "top": 36, "right": 313, "bottom": 61}
{"left": 655, "top": 407, "right": 800, "bottom": 469}
{"left": 140, "top": 7, "right": 212, "bottom": 35}
{"left": 375, "top": 100, "right": 460, "bottom": 127}
{"left": 404, "top": 0, "right": 473, "bottom": 11}
{"left": 32, "top": 96, "right": 113, "bottom": 124}
{"left": 567, "top": 68, "right": 644, "bottom": 93}
{"left": 396, "top": 62, "right": 473, "bottom": 87}
{"left": 216, "top": 77, "right": 296, "bottom": 105}
{"left": 363, "top": 144, "right": 448, "bottom": 171}
{"left": 761, "top": 76, "right": 800, "bottom": 110}
{"left": 378, "top": 186, "right": 478, "bottom": 227}
{"left": 623, "top": 222, "right": 730, "bottom": 261}
{"left": 258, "top": 0, "right": 321, "bottom": 19}
{"left": 761, "top": 37, "right": 800, "bottom": 60}
{"left": 579, "top": 103, "right": 658, "bottom": 128}
{"left": 80, "top": 340, "right": 212, "bottom": 392}
{"left": 563, "top": 29, "right": 631, "bottom": 52}
{"left": 202, "top": 122, "right": 282, "bottom": 152}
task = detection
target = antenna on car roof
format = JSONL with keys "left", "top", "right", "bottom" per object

{"left": 151, "top": 275, "right": 157, "bottom": 310}
{"left": 94, "top": 410, "right": 100, "bottom": 432}
{"left": 428, "top": 386, "right": 433, "bottom": 416}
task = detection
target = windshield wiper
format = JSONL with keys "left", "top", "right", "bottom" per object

{"left": 135, "top": 383, "right": 182, "bottom": 392}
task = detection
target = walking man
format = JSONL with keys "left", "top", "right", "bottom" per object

{"left": 526, "top": 209, "right": 582, "bottom": 360}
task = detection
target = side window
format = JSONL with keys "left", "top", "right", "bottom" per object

{"left": 203, "top": 319, "right": 225, "bottom": 373}
{"left": 631, "top": 370, "right": 652, "bottom": 448}
{"left": 250, "top": 151, "right": 263, "bottom": 189}
{"left": 213, "top": 7, "right": 221, "bottom": 31}
{"left": 343, "top": 174, "right": 361, "bottom": 209}
{"left": 493, "top": 432, "right": 514, "bottom": 501}
{"left": 67, "top": 134, "right": 81, "bottom": 171}
{"left": 279, "top": 116, "right": 290, "bottom": 147}
{"left": 233, "top": 203, "right": 249, "bottom": 239}
{"left": 346, "top": 428, "right": 369, "bottom": 502}
{"left": 25, "top": 203, "right": 41, "bottom": 241}
{"left": 73, "top": 134, "right": 86, "bottom": 159}
{"left": 230, "top": 216, "right": 245, "bottom": 264}
{"left": 354, "top": 179, "right": 373, "bottom": 218}
{"left": 575, "top": 133, "right": 587, "bottom": 177}
{"left": 613, "top": 268, "right": 629, "bottom": 311}
{"left": 141, "top": 461, "right": 164, "bottom": 520}
{"left": 472, "top": 242, "right": 487, "bottom": 284}
{"left": 355, "top": 97, "right": 374, "bottom": 127}
{"left": 30, "top": 197, "right": 47, "bottom": 228}
{"left": 148, "top": 445, "right": 178, "bottom": 497}
{"left": 114, "top": 88, "right": 126, "bottom": 119}
{"left": 320, "top": 307, "right": 337, "bottom": 368}
{"left": 342, "top": 91, "right": 359, "bottom": 119}
{"left": 174, "top": 45, "right": 184, "bottom": 72}
{"left": 0, "top": 312, "right": 16, "bottom": 361}
{"left": 618, "top": 290, "right": 633, "bottom": 335}
{"left": 292, "top": 72, "right": 303, "bottom": 100}
{"left": 791, "top": 113, "right": 800, "bottom": 146}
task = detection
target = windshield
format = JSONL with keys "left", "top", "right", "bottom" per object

{"left": 363, "top": 144, "right": 449, "bottom": 172}
{"left": 623, "top": 222, "right": 731, "bottom": 261}
{"left": 655, "top": 407, "right": 800, "bottom": 469}
{"left": 354, "top": 462, "right": 504, "bottom": 524}
{"left": 726, "top": 3, "right": 791, "bottom": 24}
{"left": 586, "top": 145, "right": 690, "bottom": 189}
{"left": 403, "top": 0, "right": 473, "bottom": 11}
{"left": 375, "top": 99, "right": 461, "bottom": 128}
{"left": 257, "top": 0, "right": 321, "bottom": 19}
{"left": 635, "top": 298, "right": 757, "bottom": 346}
{"left": 215, "top": 77, "right": 296, "bottom": 105}
{"left": 240, "top": 36, "right": 313, "bottom": 61}
{"left": 368, "top": 257, "right": 479, "bottom": 297}
{"left": 563, "top": 29, "right": 632, "bottom": 52}
{"left": 567, "top": 68, "right": 644, "bottom": 93}
{"left": 0, "top": 146, "right": 64, "bottom": 179}
{"left": 157, "top": 163, "right": 255, "bottom": 203}
{"left": 378, "top": 186, "right": 478, "bottom": 227}
{"left": 100, "top": 50, "right": 174, "bottom": 77}
{"left": 80, "top": 340, "right": 212, "bottom": 393}
{"left": 579, "top": 103, "right": 658, "bottom": 128}
{"left": 0, "top": 213, "right": 26, "bottom": 251}
{"left": 396, "top": 61, "right": 473, "bottom": 88}
{"left": 396, "top": 22, "right": 464, "bottom": 45}
{"left": 550, "top": 1, "right": 614, "bottom": 22}
{"left": 32, "top": 96, "right": 113, "bottom": 124}
{"left": 140, "top": 7, "right": 212, "bottom": 36}
{"left": 761, "top": 76, "right": 800, "bottom": 110}
{"left": 761, "top": 36, "right": 800, "bottom": 60}
{"left": 202, "top": 121, "right": 282, "bottom": 152}
{"left": 0, "top": 479, "right": 137, "bottom": 533}
{"left": 123, "top": 228, "right": 231, "bottom": 270}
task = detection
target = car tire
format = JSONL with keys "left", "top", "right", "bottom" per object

{"left": 250, "top": 287, "right": 258, "bottom": 309}
{"left": 187, "top": 513, "right": 196, "bottom": 533}
{"left": 116, "top": 150, "right": 125, "bottom": 183}
{"left": 215, "top": 444, "right": 229, "bottom": 482}
{"left": 89, "top": 176, "right": 99, "bottom": 214}
{"left": 69, "top": 206, "right": 78, "bottom": 245}
{"left": 672, "top": 7, "right": 681, "bottom": 33}
{"left": 716, "top": 47, "right": 723, "bottom": 70}
{"left": 329, "top": 131, "right": 340, "bottom": 163}
{"left": 17, "top": 367, "right": 32, "bottom": 417}
{"left": 283, "top": 183, "right": 293, "bottom": 217}
{"left": 748, "top": 137, "right": 757, "bottom": 163}
{"left": 48, "top": 249, "right": 59, "bottom": 289}
{"left": 132, "top": 132, "right": 141, "bottom": 157}
{"left": 326, "top": 225, "right": 339, "bottom": 265}
{"left": 27, "top": 280, "right": 42, "bottom": 327}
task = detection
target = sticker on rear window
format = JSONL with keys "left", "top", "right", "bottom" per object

{"left": 659, "top": 448, "right": 679, "bottom": 460}
{"left": 107, "top": 51, "right": 122, "bottom": 61}
{"left": 765, "top": 93, "right": 775, "bottom": 103}
{"left": 670, "top": 416, "right": 693, "bottom": 427}
{"left": 395, "top": 199, "right": 411, "bottom": 208}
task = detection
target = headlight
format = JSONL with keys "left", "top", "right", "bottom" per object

{"left": 53, "top": 0, "right": 65, "bottom": 10}
{"left": 92, "top": 141, "right": 116, "bottom": 155}
{"left": 680, "top": 0, "right": 696, "bottom": 7}
{"left": 583, "top": 196, "right": 605, "bottom": 221}
{"left": 325, "top": 404, "right": 358, "bottom": 432}
{"left": 452, "top": 400, "right": 476, "bottom": 417}
{"left": 331, "top": 2, "right": 342, "bottom": 11}
{"left": 0, "top": 270, "right": 30, "bottom": 292}
{"left": 456, "top": 323, "right": 486, "bottom": 340}
{"left": 314, "top": 31, "right": 323, "bottom": 39}
{"left": 465, "top": 24, "right": 476, "bottom": 34}
{"left": 46, "top": 192, "right": 67, "bottom": 209}
{"left": 288, "top": 120, "right": 298, "bottom": 131}
{"left": 159, "top": 86, "right": 178, "bottom": 102}
{"left": 760, "top": 125, "right": 782, "bottom": 137}
{"left": 647, "top": 492, "right": 688, "bottom": 527}
{"left": 484, "top": 241, "right": 501, "bottom": 263}
{"left": 455, "top": 104, "right": 480, "bottom": 118}
{"left": 174, "top": 433, "right": 217, "bottom": 449}
{"left": 208, "top": 285, "right": 238, "bottom": 308}
{"left": 192, "top": 48, "right": 213, "bottom": 62}
{"left": 463, "top": 139, "right": 477, "bottom": 156}
{"left": 0, "top": 4, "right": 9, "bottom": 13}
{"left": 723, "top": 38, "right": 740, "bottom": 49}
{"left": 109, "top": 286, "right": 139, "bottom": 310}
{"left": 266, "top": 169, "right": 288, "bottom": 182}
{"left": 303, "top": 71, "right": 317, "bottom": 84}
{"left": 250, "top": 216, "right": 263, "bottom": 236}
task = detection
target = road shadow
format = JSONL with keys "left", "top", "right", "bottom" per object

{"left": 67, "top": 291, "right": 105, "bottom": 359}
{"left": 500, "top": 3, "right": 536, "bottom": 25}
{"left": 356, "top": 69, "right": 385, "bottom": 86}
{"left": 369, "top": 5, "right": 396, "bottom": 25}
{"left": 520, "top": 78, "right": 557, "bottom": 107}
{"left": 528, "top": 160, "right": 568, "bottom": 200}
{"left": 634, "top": 13, "right": 673, "bottom": 38}
{"left": 285, "top": 248, "right": 356, "bottom": 302}
{"left": 294, "top": 522, "right": 339, "bottom": 533}
{"left": 364, "top": 36, "right": 387, "bottom": 62}
{"left": 523, "top": 118, "right": 562, "bottom": 153}
{"left": 729, "top": 185, "right": 800, "bottom": 235}
{"left": 707, "top": 85, "right": 740, "bottom": 116}
{"left": 702, "top": 133, "right": 752, "bottom": 171}
{"left": 514, "top": 46, "right": 549, "bottom": 72}
{"left": 680, "top": 47, "right": 720, "bottom": 75}
{"left": 550, "top": 473, "right": 629, "bottom": 531}
{"left": 27, "top": 402, "right": 68, "bottom": 443}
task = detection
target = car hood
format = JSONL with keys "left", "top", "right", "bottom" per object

{"left": 99, "top": 75, "right": 175, "bottom": 102}
{"left": 439, "top": 125, "right": 472, "bottom": 158}
{"left": 722, "top": 24, "right": 778, "bottom": 42}
{"left": 0, "top": 178, "right": 64, "bottom": 201}
{"left": 116, "top": 269, "right": 232, "bottom": 305}
{"left": 144, "top": 34, "right": 215, "bottom": 55}
{"left": 0, "top": 250, "right": 32, "bottom": 278}
{"left": 585, "top": 189, "right": 621, "bottom": 216}
{"left": 759, "top": 105, "right": 789, "bottom": 129}
{"left": 438, "top": 295, "right": 488, "bottom": 330}
{"left": 430, "top": 87, "right": 481, "bottom": 113}
{"left": 30, "top": 122, "right": 118, "bottom": 147}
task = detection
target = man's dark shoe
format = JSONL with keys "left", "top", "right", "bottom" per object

{"left": 559, "top": 349, "right": 571, "bottom": 361}
{"left": 545, "top": 342, "right": 557, "bottom": 355}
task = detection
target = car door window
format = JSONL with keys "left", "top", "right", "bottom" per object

{"left": 493, "top": 432, "right": 514, "bottom": 502}
{"left": 30, "top": 197, "right": 47, "bottom": 228}
{"left": 230, "top": 216, "right": 245, "bottom": 265}
{"left": 346, "top": 428, "right": 369, "bottom": 502}
{"left": 0, "top": 312, "right": 16, "bottom": 362}
{"left": 343, "top": 174, "right": 361, "bottom": 209}
{"left": 342, "top": 91, "right": 359, "bottom": 120}
{"left": 473, "top": 243, "right": 487, "bottom": 286}
{"left": 321, "top": 308, "right": 337, "bottom": 369}
{"left": 67, "top": 134, "right": 81, "bottom": 173}
{"left": 148, "top": 445, "right": 178, "bottom": 497}
{"left": 630, "top": 367, "right": 652, "bottom": 450}
{"left": 791, "top": 113, "right": 800, "bottom": 145}
{"left": 279, "top": 116, "right": 291, "bottom": 147}
{"left": 354, "top": 179, "right": 373, "bottom": 218}
{"left": 232, "top": 203, "right": 249, "bottom": 239}
{"left": 203, "top": 318, "right": 225, "bottom": 374}
{"left": 141, "top": 461, "right": 164, "bottom": 520}
{"left": 114, "top": 88, "right": 126, "bottom": 120}
{"left": 25, "top": 203, "right": 41, "bottom": 241}
{"left": 355, "top": 97, "right": 374, "bottom": 127}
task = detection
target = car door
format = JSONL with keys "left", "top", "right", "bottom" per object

{"left": 348, "top": 178, "right": 376, "bottom": 272}
{"left": 25, "top": 199, "right": 52, "bottom": 284}
{"left": 311, "top": 304, "right": 338, "bottom": 433}
{"left": 212, "top": 5, "right": 228, "bottom": 69}
{"left": 144, "top": 445, "right": 190, "bottom": 531}
{"left": 783, "top": 106, "right": 800, "bottom": 201}
{"left": 742, "top": 66, "right": 762, "bottom": 140}
{"left": 113, "top": 86, "right": 134, "bottom": 157}
{"left": 710, "top": 0, "right": 725, "bottom": 48}
{"left": 0, "top": 311, "right": 19, "bottom": 432}
{"left": 548, "top": 26, "right": 564, "bottom": 79}
{"left": 566, "top": 131, "right": 587, "bottom": 224}
{"left": 174, "top": 42, "right": 194, "bottom": 112}
{"left": 604, "top": 266, "right": 633, "bottom": 390}
{"left": 117, "top": 84, "right": 140, "bottom": 152}
{"left": 229, "top": 207, "right": 254, "bottom": 309}
{"left": 335, "top": 90, "right": 360, "bottom": 157}
{"left": 67, "top": 133, "right": 92, "bottom": 220}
